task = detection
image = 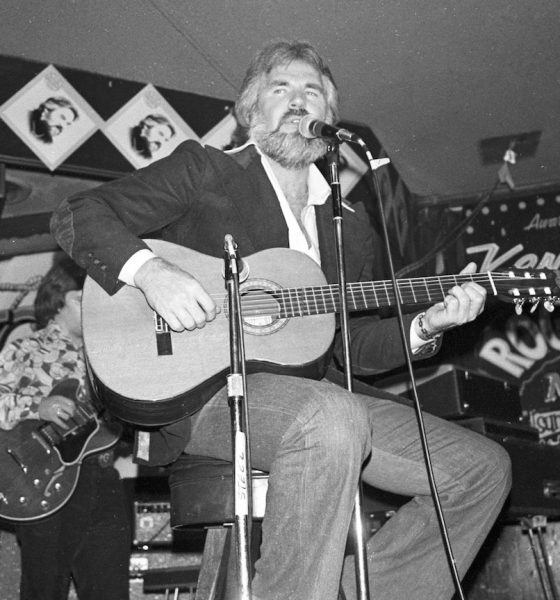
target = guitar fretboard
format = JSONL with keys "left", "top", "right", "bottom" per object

{"left": 237, "top": 272, "right": 554, "bottom": 319}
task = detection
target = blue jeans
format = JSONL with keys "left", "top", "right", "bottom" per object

{"left": 186, "top": 373, "right": 511, "bottom": 600}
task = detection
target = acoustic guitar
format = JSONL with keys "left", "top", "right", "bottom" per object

{"left": 81, "top": 239, "right": 559, "bottom": 427}
{"left": 0, "top": 378, "right": 121, "bottom": 522}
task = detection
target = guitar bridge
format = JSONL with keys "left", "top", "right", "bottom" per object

{"left": 153, "top": 312, "right": 172, "bottom": 356}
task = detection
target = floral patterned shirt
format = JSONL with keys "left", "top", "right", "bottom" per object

{"left": 0, "top": 321, "right": 88, "bottom": 430}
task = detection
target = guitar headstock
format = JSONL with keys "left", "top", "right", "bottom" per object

{"left": 491, "top": 268, "right": 560, "bottom": 314}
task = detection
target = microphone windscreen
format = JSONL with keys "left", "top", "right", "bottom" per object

{"left": 298, "top": 115, "right": 317, "bottom": 139}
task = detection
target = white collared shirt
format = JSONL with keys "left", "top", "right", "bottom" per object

{"left": 246, "top": 143, "right": 330, "bottom": 266}
{"left": 229, "top": 143, "right": 431, "bottom": 351}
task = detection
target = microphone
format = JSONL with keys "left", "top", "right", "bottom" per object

{"left": 298, "top": 115, "right": 360, "bottom": 143}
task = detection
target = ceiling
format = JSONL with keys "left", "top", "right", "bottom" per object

{"left": 1, "top": 0, "right": 560, "bottom": 201}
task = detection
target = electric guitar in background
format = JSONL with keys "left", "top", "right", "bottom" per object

{"left": 81, "top": 239, "right": 560, "bottom": 427}
{"left": 0, "top": 378, "right": 121, "bottom": 522}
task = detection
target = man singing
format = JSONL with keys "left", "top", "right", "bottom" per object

{"left": 51, "top": 40, "right": 511, "bottom": 600}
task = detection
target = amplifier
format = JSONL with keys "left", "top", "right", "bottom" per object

{"left": 129, "top": 548, "right": 200, "bottom": 579}
{"left": 131, "top": 500, "right": 200, "bottom": 582}
{"left": 459, "top": 418, "right": 560, "bottom": 519}
{"left": 133, "top": 501, "right": 173, "bottom": 546}
{"left": 404, "top": 367, "right": 522, "bottom": 422}
{"left": 493, "top": 435, "right": 560, "bottom": 520}
{"left": 456, "top": 416, "right": 539, "bottom": 442}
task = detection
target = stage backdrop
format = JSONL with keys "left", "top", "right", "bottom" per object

{"left": 410, "top": 187, "right": 560, "bottom": 444}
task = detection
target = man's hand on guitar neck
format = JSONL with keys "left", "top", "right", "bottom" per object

{"left": 134, "top": 256, "right": 218, "bottom": 332}
{"left": 417, "top": 262, "right": 487, "bottom": 339}
{"left": 39, "top": 395, "right": 76, "bottom": 429}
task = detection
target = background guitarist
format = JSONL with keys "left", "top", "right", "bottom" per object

{"left": 0, "top": 257, "right": 131, "bottom": 600}
{"left": 51, "top": 40, "right": 512, "bottom": 600}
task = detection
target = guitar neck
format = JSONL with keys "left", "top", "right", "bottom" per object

{"left": 268, "top": 272, "right": 531, "bottom": 319}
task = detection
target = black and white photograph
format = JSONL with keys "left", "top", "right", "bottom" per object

{"left": 103, "top": 84, "right": 200, "bottom": 169}
{"left": 0, "top": 65, "right": 102, "bottom": 171}
{"left": 1, "top": 4, "right": 560, "bottom": 600}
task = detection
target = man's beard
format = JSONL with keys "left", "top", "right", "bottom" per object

{"left": 250, "top": 111, "right": 329, "bottom": 170}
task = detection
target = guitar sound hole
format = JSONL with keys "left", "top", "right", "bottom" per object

{"left": 237, "top": 278, "right": 289, "bottom": 336}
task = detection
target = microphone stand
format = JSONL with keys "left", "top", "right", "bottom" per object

{"left": 326, "top": 143, "right": 370, "bottom": 600}
{"left": 352, "top": 137, "right": 467, "bottom": 600}
{"left": 224, "top": 234, "right": 253, "bottom": 600}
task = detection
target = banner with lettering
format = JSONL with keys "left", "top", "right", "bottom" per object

{"left": 463, "top": 190, "right": 560, "bottom": 273}
{"left": 429, "top": 189, "right": 560, "bottom": 444}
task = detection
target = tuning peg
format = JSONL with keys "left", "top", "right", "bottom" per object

{"left": 514, "top": 300, "right": 524, "bottom": 315}
{"left": 530, "top": 300, "right": 540, "bottom": 313}
{"left": 544, "top": 299, "right": 555, "bottom": 312}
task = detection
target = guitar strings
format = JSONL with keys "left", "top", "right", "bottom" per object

{"left": 204, "top": 273, "right": 553, "bottom": 318}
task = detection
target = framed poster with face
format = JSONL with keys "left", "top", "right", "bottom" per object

{"left": 0, "top": 65, "right": 102, "bottom": 171}
{"left": 103, "top": 84, "right": 200, "bottom": 169}
{"left": 201, "top": 112, "right": 237, "bottom": 150}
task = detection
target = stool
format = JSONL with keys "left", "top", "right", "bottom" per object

{"left": 169, "top": 454, "right": 269, "bottom": 600}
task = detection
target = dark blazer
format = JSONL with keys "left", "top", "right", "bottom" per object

{"left": 51, "top": 140, "right": 436, "bottom": 464}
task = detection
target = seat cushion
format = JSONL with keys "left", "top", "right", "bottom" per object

{"left": 168, "top": 454, "right": 268, "bottom": 528}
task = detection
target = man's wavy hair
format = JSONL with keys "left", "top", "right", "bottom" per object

{"left": 234, "top": 40, "right": 339, "bottom": 139}
{"left": 34, "top": 256, "right": 86, "bottom": 329}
